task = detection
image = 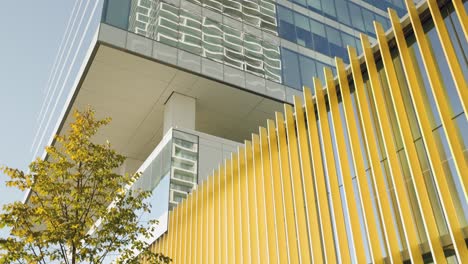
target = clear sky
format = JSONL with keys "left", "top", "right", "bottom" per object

{"left": 0, "top": 1, "right": 75, "bottom": 237}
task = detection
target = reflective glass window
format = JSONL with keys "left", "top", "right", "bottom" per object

{"left": 223, "top": 0, "right": 242, "bottom": 20}
{"left": 223, "top": 25, "right": 244, "bottom": 69}
{"left": 335, "top": 0, "right": 351, "bottom": 26}
{"left": 348, "top": 3, "right": 366, "bottom": 33}
{"left": 263, "top": 40, "right": 282, "bottom": 82}
{"left": 307, "top": 0, "right": 321, "bottom": 13}
{"left": 326, "top": 26, "right": 345, "bottom": 59}
{"left": 259, "top": 0, "right": 278, "bottom": 34}
{"left": 299, "top": 55, "right": 317, "bottom": 91}
{"left": 104, "top": 0, "right": 132, "bottom": 30}
{"left": 202, "top": 17, "right": 223, "bottom": 62}
{"left": 361, "top": 8, "right": 376, "bottom": 36}
{"left": 278, "top": 6, "right": 296, "bottom": 42}
{"left": 243, "top": 0, "right": 261, "bottom": 27}
{"left": 178, "top": 9, "right": 203, "bottom": 54}
{"left": 244, "top": 34, "right": 264, "bottom": 76}
{"left": 292, "top": 0, "right": 307, "bottom": 8}
{"left": 202, "top": 0, "right": 223, "bottom": 13}
{"left": 370, "top": 0, "right": 388, "bottom": 11}
{"left": 282, "top": 48, "right": 302, "bottom": 90}
{"left": 309, "top": 18, "right": 329, "bottom": 56}
{"left": 321, "top": 0, "right": 337, "bottom": 19}
{"left": 294, "top": 13, "right": 313, "bottom": 49}
{"left": 156, "top": 3, "right": 180, "bottom": 47}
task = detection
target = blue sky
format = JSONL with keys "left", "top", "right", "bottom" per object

{"left": 0, "top": 1, "right": 75, "bottom": 236}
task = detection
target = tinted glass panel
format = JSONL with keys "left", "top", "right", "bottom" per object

{"left": 299, "top": 55, "right": 317, "bottom": 91}
{"left": 322, "top": 0, "right": 337, "bottom": 19}
{"left": 310, "top": 18, "right": 329, "bottom": 55}
{"left": 104, "top": 0, "right": 132, "bottom": 29}
{"left": 307, "top": 0, "right": 321, "bottom": 13}
{"left": 335, "top": 0, "right": 351, "bottom": 26}
{"left": 278, "top": 6, "right": 296, "bottom": 42}
{"left": 294, "top": 13, "right": 313, "bottom": 49}
{"left": 326, "top": 26, "right": 345, "bottom": 59}
{"left": 349, "top": 3, "right": 366, "bottom": 32}
{"left": 361, "top": 8, "right": 376, "bottom": 37}
{"left": 282, "top": 48, "right": 302, "bottom": 90}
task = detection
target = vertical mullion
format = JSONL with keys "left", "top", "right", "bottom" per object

{"left": 187, "top": 192, "right": 194, "bottom": 263}
{"left": 266, "top": 119, "right": 289, "bottom": 264}
{"left": 374, "top": 21, "right": 447, "bottom": 263}
{"left": 238, "top": 147, "right": 252, "bottom": 263}
{"left": 214, "top": 167, "right": 221, "bottom": 264}
{"left": 239, "top": 146, "right": 251, "bottom": 264}
{"left": 226, "top": 158, "right": 234, "bottom": 264}
{"left": 180, "top": 199, "right": 188, "bottom": 263}
{"left": 284, "top": 104, "right": 313, "bottom": 264}
{"left": 259, "top": 127, "right": 279, "bottom": 263}
{"left": 208, "top": 174, "right": 215, "bottom": 264}
{"left": 273, "top": 115, "right": 301, "bottom": 263}
{"left": 314, "top": 77, "right": 352, "bottom": 262}
{"left": 405, "top": 0, "right": 468, "bottom": 203}
{"left": 293, "top": 95, "right": 325, "bottom": 263}
{"left": 183, "top": 195, "right": 190, "bottom": 263}
{"left": 221, "top": 162, "right": 229, "bottom": 264}
{"left": 427, "top": 0, "right": 468, "bottom": 119}
{"left": 175, "top": 200, "right": 183, "bottom": 263}
{"left": 252, "top": 134, "right": 269, "bottom": 263}
{"left": 231, "top": 153, "right": 242, "bottom": 264}
{"left": 172, "top": 204, "right": 180, "bottom": 263}
{"left": 303, "top": 87, "right": 339, "bottom": 263}
{"left": 336, "top": 57, "right": 384, "bottom": 264}
{"left": 389, "top": 8, "right": 468, "bottom": 262}
{"left": 192, "top": 188, "right": 199, "bottom": 264}
{"left": 361, "top": 34, "right": 424, "bottom": 264}
{"left": 199, "top": 183, "right": 206, "bottom": 264}
{"left": 202, "top": 181, "right": 208, "bottom": 264}
{"left": 167, "top": 210, "right": 175, "bottom": 259}
{"left": 246, "top": 141, "right": 260, "bottom": 264}
{"left": 348, "top": 45, "right": 403, "bottom": 263}
{"left": 324, "top": 68, "right": 368, "bottom": 264}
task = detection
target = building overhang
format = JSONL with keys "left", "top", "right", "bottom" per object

{"left": 55, "top": 38, "right": 284, "bottom": 172}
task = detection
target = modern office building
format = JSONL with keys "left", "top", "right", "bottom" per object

{"left": 32, "top": 0, "right": 467, "bottom": 262}
{"left": 145, "top": 0, "right": 468, "bottom": 263}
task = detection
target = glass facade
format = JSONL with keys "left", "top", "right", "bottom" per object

{"left": 281, "top": 47, "right": 335, "bottom": 91}
{"left": 149, "top": 0, "right": 468, "bottom": 263}
{"left": 101, "top": 0, "right": 411, "bottom": 94}
{"left": 288, "top": 0, "right": 407, "bottom": 18}
{"left": 131, "top": 129, "right": 200, "bottom": 213}
{"left": 275, "top": 2, "right": 402, "bottom": 91}
{"left": 103, "top": 0, "right": 281, "bottom": 82}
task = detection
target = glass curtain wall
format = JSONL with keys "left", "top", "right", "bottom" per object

{"left": 102, "top": 0, "right": 282, "bottom": 82}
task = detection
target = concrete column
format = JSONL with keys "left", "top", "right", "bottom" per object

{"left": 163, "top": 92, "right": 196, "bottom": 134}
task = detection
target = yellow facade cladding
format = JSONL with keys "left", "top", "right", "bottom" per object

{"left": 148, "top": 0, "right": 468, "bottom": 263}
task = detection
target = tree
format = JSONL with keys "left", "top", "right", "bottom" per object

{"left": 0, "top": 108, "right": 171, "bottom": 264}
